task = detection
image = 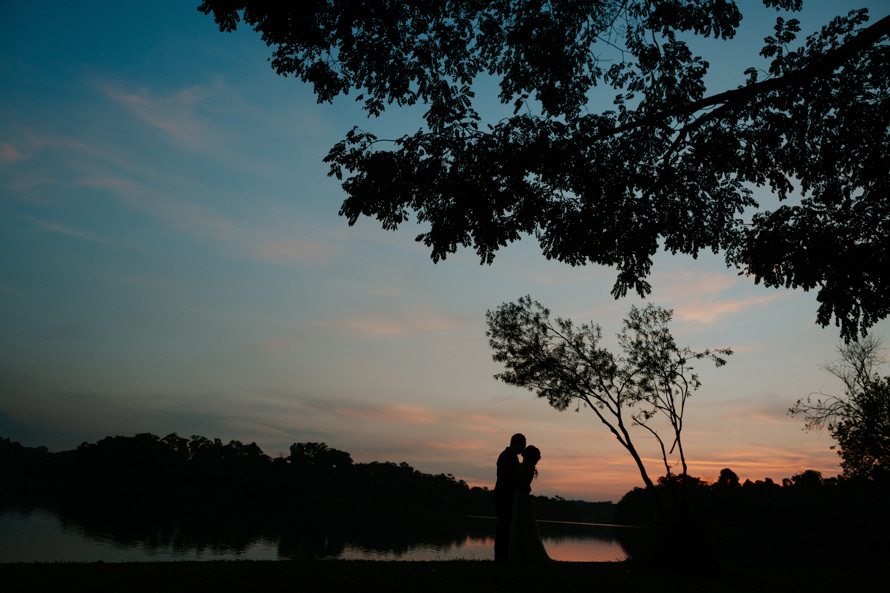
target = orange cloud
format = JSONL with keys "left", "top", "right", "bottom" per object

{"left": 690, "top": 453, "right": 840, "bottom": 486}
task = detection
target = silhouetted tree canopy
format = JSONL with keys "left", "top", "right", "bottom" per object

{"left": 289, "top": 441, "right": 354, "bottom": 470}
{"left": 715, "top": 467, "right": 741, "bottom": 489}
{"left": 614, "top": 466, "right": 889, "bottom": 568}
{"left": 791, "top": 336, "right": 890, "bottom": 479}
{"left": 197, "top": 1, "right": 890, "bottom": 341}
{"left": 0, "top": 434, "right": 613, "bottom": 526}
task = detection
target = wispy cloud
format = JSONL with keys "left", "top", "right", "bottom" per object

{"left": 6, "top": 81, "right": 335, "bottom": 264}
{"left": 75, "top": 176, "right": 141, "bottom": 193}
{"left": 315, "top": 311, "right": 472, "bottom": 337}
{"left": 1, "top": 142, "right": 30, "bottom": 165}
{"left": 153, "top": 200, "right": 334, "bottom": 264}
{"left": 252, "top": 338, "right": 290, "bottom": 355}
{"left": 690, "top": 444, "right": 840, "bottom": 485}
{"left": 251, "top": 236, "right": 333, "bottom": 263}
{"left": 28, "top": 217, "right": 117, "bottom": 246}
{"left": 660, "top": 270, "right": 738, "bottom": 299}
{"left": 656, "top": 270, "right": 787, "bottom": 323}
{"left": 674, "top": 294, "right": 787, "bottom": 324}
{"left": 303, "top": 397, "right": 440, "bottom": 425}
{"left": 3, "top": 134, "right": 105, "bottom": 196}
{"left": 540, "top": 454, "right": 642, "bottom": 500}
{"left": 95, "top": 77, "right": 322, "bottom": 177}
{"left": 1, "top": 285, "right": 29, "bottom": 298}
{"left": 712, "top": 396, "right": 798, "bottom": 427}
{"left": 386, "top": 437, "right": 491, "bottom": 458}
{"left": 100, "top": 80, "right": 223, "bottom": 151}
{"left": 73, "top": 174, "right": 334, "bottom": 263}
{"left": 367, "top": 288, "right": 404, "bottom": 297}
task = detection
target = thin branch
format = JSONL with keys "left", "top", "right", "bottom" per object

{"left": 594, "top": 14, "right": 890, "bottom": 142}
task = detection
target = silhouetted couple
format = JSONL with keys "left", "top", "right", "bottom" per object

{"left": 494, "top": 433, "right": 550, "bottom": 563}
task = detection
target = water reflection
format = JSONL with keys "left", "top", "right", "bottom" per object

{"left": 0, "top": 507, "right": 626, "bottom": 563}
{"left": 338, "top": 532, "right": 626, "bottom": 562}
{"left": 0, "top": 508, "right": 281, "bottom": 563}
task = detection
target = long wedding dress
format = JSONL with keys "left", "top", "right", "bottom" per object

{"left": 508, "top": 464, "right": 551, "bottom": 563}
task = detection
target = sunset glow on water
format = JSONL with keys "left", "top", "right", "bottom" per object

{"left": 0, "top": 509, "right": 627, "bottom": 563}
{"left": 336, "top": 534, "right": 626, "bottom": 562}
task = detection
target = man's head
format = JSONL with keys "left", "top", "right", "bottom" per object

{"left": 509, "top": 433, "right": 526, "bottom": 453}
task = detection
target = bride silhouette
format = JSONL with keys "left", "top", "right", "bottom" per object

{"left": 509, "top": 445, "right": 551, "bottom": 563}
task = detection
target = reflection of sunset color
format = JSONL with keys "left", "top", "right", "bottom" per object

{"left": 335, "top": 533, "right": 626, "bottom": 562}
{"left": 2, "top": 1, "right": 889, "bottom": 505}
{"left": 543, "top": 534, "right": 627, "bottom": 562}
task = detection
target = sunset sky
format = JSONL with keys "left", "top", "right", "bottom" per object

{"left": 2, "top": 1, "right": 888, "bottom": 502}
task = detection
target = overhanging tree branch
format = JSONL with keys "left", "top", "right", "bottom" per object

{"left": 200, "top": 2, "right": 890, "bottom": 339}
{"left": 598, "top": 14, "right": 890, "bottom": 142}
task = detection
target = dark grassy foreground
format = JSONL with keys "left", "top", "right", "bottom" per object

{"left": 1, "top": 560, "right": 884, "bottom": 593}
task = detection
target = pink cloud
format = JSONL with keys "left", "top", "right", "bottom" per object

{"left": 101, "top": 82, "right": 217, "bottom": 150}
{"left": 317, "top": 312, "right": 472, "bottom": 337}
{"left": 307, "top": 398, "right": 439, "bottom": 425}
{"left": 673, "top": 294, "right": 787, "bottom": 323}
{"left": 168, "top": 209, "right": 333, "bottom": 264}
{"left": 689, "top": 445, "right": 840, "bottom": 485}
{"left": 655, "top": 270, "right": 788, "bottom": 323}
{"left": 659, "top": 271, "right": 737, "bottom": 298}
{"left": 711, "top": 397, "right": 798, "bottom": 426}
{"left": 74, "top": 176, "right": 141, "bottom": 193}
{"left": 1, "top": 142, "right": 29, "bottom": 164}
{"left": 388, "top": 437, "right": 491, "bottom": 456}
{"left": 253, "top": 237, "right": 333, "bottom": 262}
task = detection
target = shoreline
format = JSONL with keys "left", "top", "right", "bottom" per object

{"left": 1, "top": 559, "right": 883, "bottom": 593}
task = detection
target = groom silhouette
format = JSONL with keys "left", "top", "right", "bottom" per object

{"left": 494, "top": 433, "right": 526, "bottom": 562}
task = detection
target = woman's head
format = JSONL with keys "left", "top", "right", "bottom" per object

{"left": 522, "top": 445, "right": 541, "bottom": 465}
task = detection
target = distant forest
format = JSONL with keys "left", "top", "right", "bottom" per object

{"left": 0, "top": 434, "right": 614, "bottom": 529}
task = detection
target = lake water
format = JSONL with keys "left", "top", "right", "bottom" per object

{"left": 0, "top": 507, "right": 627, "bottom": 563}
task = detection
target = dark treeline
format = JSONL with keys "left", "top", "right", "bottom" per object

{"left": 0, "top": 434, "right": 613, "bottom": 544}
{"left": 614, "top": 469, "right": 890, "bottom": 569}
{"left": 8, "top": 434, "right": 885, "bottom": 565}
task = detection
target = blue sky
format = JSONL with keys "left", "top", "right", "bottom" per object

{"left": 2, "top": 1, "right": 888, "bottom": 502}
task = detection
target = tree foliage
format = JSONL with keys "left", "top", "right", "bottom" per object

{"left": 0, "top": 434, "right": 614, "bottom": 530}
{"left": 485, "top": 296, "right": 730, "bottom": 500}
{"left": 614, "top": 466, "right": 890, "bottom": 569}
{"left": 791, "top": 335, "right": 890, "bottom": 479}
{"left": 198, "top": 1, "right": 890, "bottom": 341}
